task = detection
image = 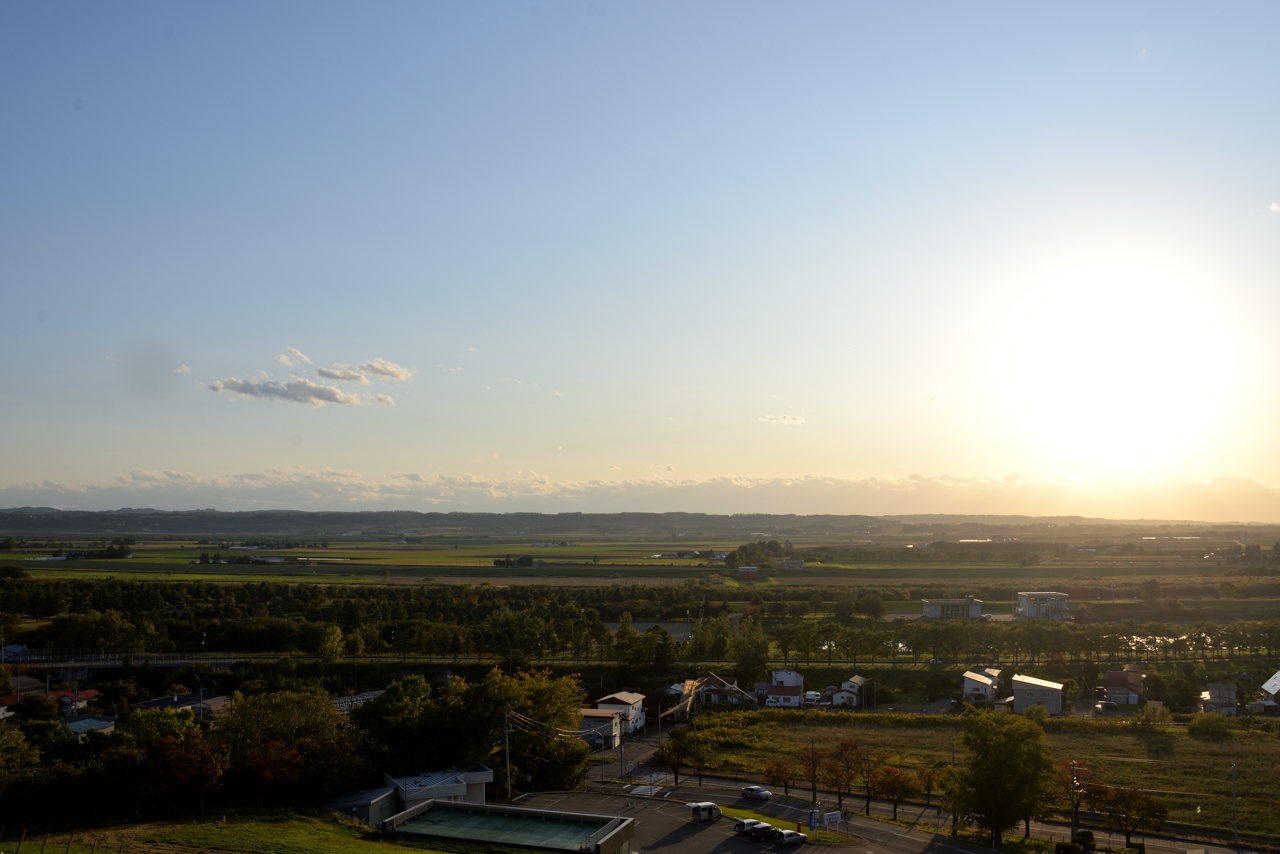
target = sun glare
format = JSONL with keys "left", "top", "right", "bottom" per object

{"left": 986, "top": 260, "right": 1238, "bottom": 474}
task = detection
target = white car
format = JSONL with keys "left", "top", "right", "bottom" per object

{"left": 804, "top": 691, "right": 821, "bottom": 705}
{"left": 734, "top": 818, "right": 764, "bottom": 834}
{"left": 741, "top": 785, "right": 773, "bottom": 800}
{"left": 777, "top": 830, "right": 808, "bottom": 845}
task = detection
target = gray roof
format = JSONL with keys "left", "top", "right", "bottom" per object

{"left": 327, "top": 786, "right": 396, "bottom": 809}
{"left": 1263, "top": 670, "right": 1280, "bottom": 697}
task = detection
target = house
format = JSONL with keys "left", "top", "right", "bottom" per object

{"left": 24, "top": 689, "right": 103, "bottom": 716}
{"left": 596, "top": 691, "right": 646, "bottom": 733}
{"left": 738, "top": 566, "right": 758, "bottom": 581}
{"left": 326, "top": 787, "right": 399, "bottom": 827}
{"left": 1011, "top": 675, "right": 1063, "bottom": 715}
{"left": 1, "top": 644, "right": 33, "bottom": 661}
{"left": 134, "top": 692, "right": 231, "bottom": 721}
{"left": 386, "top": 766, "right": 494, "bottom": 808}
{"left": 831, "top": 675, "right": 865, "bottom": 708}
{"left": 1104, "top": 670, "right": 1144, "bottom": 705}
{"left": 963, "top": 668, "right": 1002, "bottom": 705}
{"left": 923, "top": 596, "right": 983, "bottom": 621}
{"left": 579, "top": 709, "right": 623, "bottom": 749}
{"left": 765, "top": 684, "right": 804, "bottom": 708}
{"left": 770, "top": 559, "right": 804, "bottom": 570}
{"left": 1262, "top": 669, "right": 1280, "bottom": 702}
{"left": 1200, "top": 683, "right": 1237, "bottom": 716}
{"left": 64, "top": 714, "right": 116, "bottom": 742}
{"left": 695, "top": 672, "right": 756, "bottom": 707}
{"left": 771, "top": 669, "right": 804, "bottom": 690}
{"left": 10, "top": 675, "right": 45, "bottom": 696}
{"left": 1014, "top": 592, "right": 1070, "bottom": 621}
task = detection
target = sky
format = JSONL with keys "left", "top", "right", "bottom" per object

{"left": 3, "top": 2, "right": 1279, "bottom": 520}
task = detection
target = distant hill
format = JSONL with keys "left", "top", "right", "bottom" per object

{"left": 882, "top": 514, "right": 1207, "bottom": 526}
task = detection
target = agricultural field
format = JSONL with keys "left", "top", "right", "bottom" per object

{"left": 696, "top": 710, "right": 1280, "bottom": 839}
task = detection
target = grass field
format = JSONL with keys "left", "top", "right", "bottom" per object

{"left": 16, "top": 813, "right": 552, "bottom": 854}
{"left": 697, "top": 711, "right": 1280, "bottom": 839}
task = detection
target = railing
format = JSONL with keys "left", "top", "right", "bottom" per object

{"left": 588, "top": 817, "right": 624, "bottom": 848}
{"left": 383, "top": 797, "right": 436, "bottom": 831}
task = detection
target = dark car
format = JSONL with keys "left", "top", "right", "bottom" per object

{"left": 747, "top": 823, "right": 778, "bottom": 841}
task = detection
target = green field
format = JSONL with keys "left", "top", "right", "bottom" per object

{"left": 697, "top": 711, "right": 1280, "bottom": 839}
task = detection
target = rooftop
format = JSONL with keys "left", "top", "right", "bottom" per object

{"left": 598, "top": 691, "right": 645, "bottom": 705}
{"left": 1012, "top": 674, "right": 1064, "bottom": 690}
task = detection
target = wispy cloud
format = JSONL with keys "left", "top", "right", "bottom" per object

{"left": 207, "top": 377, "right": 361, "bottom": 406}
{"left": 317, "top": 364, "right": 370, "bottom": 384}
{"left": 287, "top": 347, "right": 311, "bottom": 364}
{"left": 359, "top": 358, "right": 412, "bottom": 380}
{"left": 173, "top": 365, "right": 191, "bottom": 375}
{"left": 760, "top": 415, "right": 805, "bottom": 425}
{"left": 274, "top": 354, "right": 293, "bottom": 366}
{"left": 373, "top": 394, "right": 395, "bottom": 406}
{"left": 1271, "top": 202, "right": 1280, "bottom": 212}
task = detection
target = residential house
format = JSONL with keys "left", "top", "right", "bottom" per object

{"left": 134, "top": 692, "right": 231, "bottom": 721}
{"left": 963, "top": 668, "right": 1002, "bottom": 705}
{"left": 596, "top": 691, "right": 646, "bottom": 733}
{"left": 738, "top": 566, "right": 758, "bottom": 581}
{"left": 695, "top": 672, "right": 756, "bottom": 707}
{"left": 1200, "top": 683, "right": 1237, "bottom": 716}
{"left": 771, "top": 669, "right": 804, "bottom": 690}
{"left": 1012, "top": 674, "right": 1064, "bottom": 715}
{"left": 10, "top": 675, "right": 45, "bottom": 696}
{"left": 770, "top": 559, "right": 805, "bottom": 570}
{"left": 1105, "top": 670, "right": 1144, "bottom": 705}
{"left": 923, "top": 596, "right": 983, "bottom": 621}
{"left": 832, "top": 675, "right": 865, "bottom": 708}
{"left": 385, "top": 766, "right": 494, "bottom": 809}
{"left": 765, "top": 685, "right": 804, "bottom": 708}
{"left": 1262, "top": 669, "right": 1280, "bottom": 702}
{"left": 579, "top": 708, "right": 623, "bottom": 749}
{"left": 64, "top": 714, "right": 116, "bottom": 742}
{"left": 1014, "top": 592, "right": 1071, "bottom": 621}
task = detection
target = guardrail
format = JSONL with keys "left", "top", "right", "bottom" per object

{"left": 383, "top": 798, "right": 437, "bottom": 831}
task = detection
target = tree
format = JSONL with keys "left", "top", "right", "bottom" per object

{"left": 152, "top": 729, "right": 229, "bottom": 814}
{"left": 937, "top": 766, "right": 970, "bottom": 837}
{"left": 650, "top": 625, "right": 676, "bottom": 668}
{"left": 764, "top": 757, "right": 796, "bottom": 796}
{"left": 820, "top": 739, "right": 861, "bottom": 810}
{"left": 955, "top": 712, "right": 1058, "bottom": 847}
{"left": 856, "top": 748, "right": 886, "bottom": 815}
{"left": 318, "top": 625, "right": 344, "bottom": 665}
{"left": 653, "top": 730, "right": 692, "bottom": 786}
{"left": 918, "top": 763, "right": 939, "bottom": 806}
{"left": 872, "top": 765, "right": 918, "bottom": 820}
{"left": 732, "top": 617, "right": 769, "bottom": 685}
{"left": 0, "top": 726, "right": 39, "bottom": 800}
{"left": 687, "top": 736, "right": 711, "bottom": 786}
{"left": 1085, "top": 785, "right": 1167, "bottom": 847}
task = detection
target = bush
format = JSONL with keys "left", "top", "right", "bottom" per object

{"left": 1072, "top": 830, "right": 1095, "bottom": 850}
{"left": 1187, "top": 712, "right": 1230, "bottom": 738}
{"left": 1056, "top": 843, "right": 1085, "bottom": 854}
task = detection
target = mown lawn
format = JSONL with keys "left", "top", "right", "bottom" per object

{"left": 697, "top": 711, "right": 1280, "bottom": 839}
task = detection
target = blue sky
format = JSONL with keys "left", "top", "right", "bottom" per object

{"left": 3, "top": 2, "right": 1279, "bottom": 519}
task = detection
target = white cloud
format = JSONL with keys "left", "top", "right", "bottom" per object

{"left": 207, "top": 376, "right": 361, "bottom": 406}
{"left": 373, "top": 394, "right": 395, "bottom": 406}
{"left": 1271, "top": 202, "right": 1280, "bottom": 212}
{"left": 359, "top": 358, "right": 412, "bottom": 380}
{"left": 760, "top": 415, "right": 805, "bottom": 425}
{"left": 317, "top": 364, "right": 370, "bottom": 384}
{"left": 287, "top": 347, "right": 311, "bottom": 364}
{"left": 274, "top": 354, "right": 293, "bottom": 366}
{"left": 173, "top": 365, "right": 191, "bottom": 375}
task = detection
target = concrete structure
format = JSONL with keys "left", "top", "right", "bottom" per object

{"left": 135, "top": 692, "right": 230, "bottom": 721}
{"left": 1200, "top": 683, "right": 1237, "bottom": 716}
{"left": 1104, "top": 670, "right": 1144, "bottom": 705}
{"left": 737, "top": 566, "right": 757, "bottom": 581}
{"left": 922, "top": 595, "right": 983, "bottom": 621}
{"left": 333, "top": 690, "right": 385, "bottom": 715}
{"left": 64, "top": 714, "right": 115, "bottom": 741}
{"left": 387, "top": 766, "right": 493, "bottom": 808}
{"left": 1012, "top": 674, "right": 1063, "bottom": 715}
{"left": 596, "top": 691, "right": 646, "bottom": 733}
{"left": 579, "top": 708, "right": 623, "bottom": 749}
{"left": 963, "top": 668, "right": 1002, "bottom": 705}
{"left": 1014, "top": 592, "right": 1071, "bottom": 621}
{"left": 1262, "top": 669, "right": 1280, "bottom": 702}
{"left": 327, "top": 786, "right": 399, "bottom": 827}
{"left": 386, "top": 798, "right": 634, "bottom": 854}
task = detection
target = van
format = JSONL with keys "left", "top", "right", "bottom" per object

{"left": 688, "top": 802, "right": 721, "bottom": 822}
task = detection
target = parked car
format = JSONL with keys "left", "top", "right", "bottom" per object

{"left": 777, "top": 830, "right": 808, "bottom": 846}
{"left": 734, "top": 819, "right": 764, "bottom": 835}
{"left": 1094, "top": 701, "right": 1118, "bottom": 713}
{"left": 741, "top": 785, "right": 772, "bottom": 800}
{"left": 929, "top": 658, "right": 943, "bottom": 665}
{"left": 746, "top": 823, "right": 777, "bottom": 841}
{"left": 765, "top": 696, "right": 783, "bottom": 707}
{"left": 688, "top": 802, "right": 721, "bottom": 821}
{"left": 804, "top": 691, "right": 821, "bottom": 705}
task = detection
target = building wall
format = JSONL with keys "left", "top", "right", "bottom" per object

{"left": 1013, "top": 687, "right": 1061, "bottom": 715}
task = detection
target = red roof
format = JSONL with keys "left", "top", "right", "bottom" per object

{"left": 0, "top": 689, "right": 100, "bottom": 708}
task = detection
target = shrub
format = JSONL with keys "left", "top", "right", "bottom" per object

{"left": 1186, "top": 712, "right": 1230, "bottom": 738}
{"left": 1056, "top": 843, "right": 1085, "bottom": 854}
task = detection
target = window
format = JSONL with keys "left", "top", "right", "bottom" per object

{"left": 1043, "top": 692, "right": 1049, "bottom": 697}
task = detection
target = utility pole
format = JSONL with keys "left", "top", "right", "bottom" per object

{"left": 1231, "top": 763, "right": 1238, "bottom": 847}
{"left": 951, "top": 734, "right": 955, "bottom": 765}
{"left": 810, "top": 740, "right": 817, "bottom": 804}
{"left": 1069, "top": 761, "right": 1079, "bottom": 842}
{"left": 504, "top": 710, "right": 512, "bottom": 800}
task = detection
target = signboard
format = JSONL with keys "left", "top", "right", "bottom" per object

{"left": 823, "top": 811, "right": 841, "bottom": 827}
{"left": 808, "top": 810, "right": 817, "bottom": 831}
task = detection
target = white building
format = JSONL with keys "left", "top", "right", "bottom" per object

{"left": 771, "top": 669, "right": 805, "bottom": 690}
{"left": 832, "top": 675, "right": 865, "bottom": 708}
{"left": 771, "top": 559, "right": 805, "bottom": 570}
{"left": 597, "top": 691, "right": 646, "bottom": 733}
{"left": 963, "top": 668, "right": 1002, "bottom": 705}
{"left": 1200, "top": 683, "right": 1237, "bottom": 716}
{"left": 765, "top": 685, "right": 804, "bottom": 707}
{"left": 922, "top": 595, "right": 983, "bottom": 621}
{"left": 1262, "top": 670, "right": 1280, "bottom": 702}
{"left": 1014, "top": 592, "right": 1071, "bottom": 621}
{"left": 1012, "top": 674, "right": 1063, "bottom": 715}
{"left": 386, "top": 766, "right": 493, "bottom": 808}
{"left": 579, "top": 708, "right": 623, "bottom": 748}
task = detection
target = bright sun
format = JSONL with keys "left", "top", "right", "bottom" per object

{"left": 985, "top": 259, "right": 1238, "bottom": 475}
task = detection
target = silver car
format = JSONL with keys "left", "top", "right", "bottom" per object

{"left": 741, "top": 785, "right": 773, "bottom": 800}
